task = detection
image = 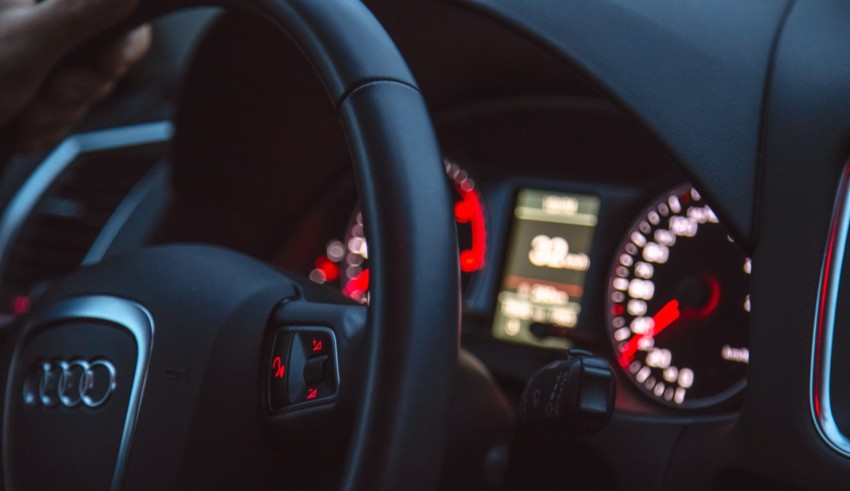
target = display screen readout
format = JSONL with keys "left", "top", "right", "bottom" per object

{"left": 492, "top": 189, "right": 601, "bottom": 349}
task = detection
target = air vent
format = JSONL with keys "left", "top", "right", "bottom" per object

{"left": 0, "top": 122, "right": 172, "bottom": 321}
{"left": 5, "top": 152, "right": 157, "bottom": 287}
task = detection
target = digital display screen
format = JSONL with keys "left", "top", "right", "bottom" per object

{"left": 492, "top": 189, "right": 600, "bottom": 349}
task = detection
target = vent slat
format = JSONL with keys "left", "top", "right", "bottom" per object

{"left": 0, "top": 146, "right": 160, "bottom": 295}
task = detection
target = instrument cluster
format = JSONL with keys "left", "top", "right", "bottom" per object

{"left": 307, "top": 162, "right": 751, "bottom": 413}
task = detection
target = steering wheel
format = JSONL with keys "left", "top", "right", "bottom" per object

{"left": 0, "top": 1, "right": 459, "bottom": 490}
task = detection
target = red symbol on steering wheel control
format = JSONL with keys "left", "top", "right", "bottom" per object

{"left": 306, "top": 388, "right": 318, "bottom": 400}
{"left": 311, "top": 338, "right": 323, "bottom": 352}
{"left": 271, "top": 356, "right": 285, "bottom": 379}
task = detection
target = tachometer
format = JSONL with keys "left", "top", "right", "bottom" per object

{"left": 607, "top": 185, "right": 750, "bottom": 408}
{"left": 310, "top": 161, "right": 486, "bottom": 303}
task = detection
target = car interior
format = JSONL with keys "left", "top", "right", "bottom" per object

{"left": 0, "top": 0, "right": 848, "bottom": 489}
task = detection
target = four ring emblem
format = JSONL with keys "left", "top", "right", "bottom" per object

{"left": 23, "top": 359, "right": 117, "bottom": 408}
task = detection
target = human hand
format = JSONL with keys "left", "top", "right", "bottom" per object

{"left": 0, "top": 0, "right": 151, "bottom": 152}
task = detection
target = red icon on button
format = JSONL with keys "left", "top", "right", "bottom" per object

{"left": 306, "top": 388, "right": 318, "bottom": 400}
{"left": 272, "top": 356, "right": 285, "bottom": 379}
{"left": 311, "top": 338, "right": 323, "bottom": 352}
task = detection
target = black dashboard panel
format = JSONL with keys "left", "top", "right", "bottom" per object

{"left": 722, "top": 2, "right": 850, "bottom": 488}
{"left": 442, "top": 0, "right": 791, "bottom": 244}
{"left": 3, "top": 0, "right": 850, "bottom": 489}
{"left": 107, "top": 7, "right": 748, "bottom": 421}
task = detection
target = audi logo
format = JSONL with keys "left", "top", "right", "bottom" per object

{"left": 22, "top": 359, "right": 117, "bottom": 409}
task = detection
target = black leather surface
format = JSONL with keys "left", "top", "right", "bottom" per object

{"left": 729, "top": 1, "right": 850, "bottom": 488}
{"left": 90, "top": 0, "right": 458, "bottom": 489}
{"left": 126, "top": 0, "right": 417, "bottom": 106}
{"left": 29, "top": 246, "right": 299, "bottom": 490}
{"left": 450, "top": 0, "right": 791, "bottom": 244}
{"left": 339, "top": 80, "right": 459, "bottom": 491}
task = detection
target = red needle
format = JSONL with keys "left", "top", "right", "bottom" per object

{"left": 652, "top": 299, "right": 681, "bottom": 335}
{"left": 619, "top": 299, "right": 681, "bottom": 367}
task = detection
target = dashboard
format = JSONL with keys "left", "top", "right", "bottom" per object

{"left": 150, "top": 8, "right": 718, "bottom": 417}
{"left": 2, "top": 0, "right": 850, "bottom": 489}
{"left": 291, "top": 94, "right": 751, "bottom": 415}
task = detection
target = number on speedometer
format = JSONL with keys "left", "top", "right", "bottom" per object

{"left": 607, "top": 185, "right": 750, "bottom": 409}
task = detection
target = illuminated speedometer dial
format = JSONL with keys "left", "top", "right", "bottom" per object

{"left": 607, "top": 185, "right": 750, "bottom": 408}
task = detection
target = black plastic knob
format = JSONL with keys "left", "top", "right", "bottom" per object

{"left": 518, "top": 349, "right": 615, "bottom": 438}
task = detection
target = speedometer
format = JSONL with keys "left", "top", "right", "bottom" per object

{"left": 607, "top": 185, "right": 750, "bottom": 408}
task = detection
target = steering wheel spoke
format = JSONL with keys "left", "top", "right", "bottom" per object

{"left": 1, "top": 245, "right": 389, "bottom": 490}
{"left": 263, "top": 293, "right": 367, "bottom": 423}
{"left": 1, "top": 0, "right": 458, "bottom": 487}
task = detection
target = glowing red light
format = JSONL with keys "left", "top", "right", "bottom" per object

{"left": 620, "top": 299, "right": 681, "bottom": 365}
{"left": 456, "top": 188, "right": 486, "bottom": 273}
{"left": 312, "top": 338, "right": 323, "bottom": 352}
{"left": 271, "top": 356, "right": 285, "bottom": 379}
{"left": 814, "top": 391, "right": 822, "bottom": 418}
{"left": 689, "top": 275, "right": 720, "bottom": 318}
{"left": 454, "top": 201, "right": 473, "bottom": 223}
{"left": 653, "top": 299, "right": 681, "bottom": 333}
{"left": 315, "top": 256, "right": 340, "bottom": 282}
{"left": 612, "top": 304, "right": 624, "bottom": 317}
{"left": 306, "top": 388, "right": 318, "bottom": 400}
{"left": 620, "top": 338, "right": 640, "bottom": 366}
{"left": 11, "top": 295, "right": 30, "bottom": 315}
{"left": 812, "top": 166, "right": 850, "bottom": 419}
{"left": 460, "top": 250, "right": 482, "bottom": 273}
{"left": 343, "top": 268, "right": 370, "bottom": 300}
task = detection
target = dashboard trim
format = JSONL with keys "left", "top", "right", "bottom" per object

{"left": 83, "top": 163, "right": 170, "bottom": 265}
{"left": 811, "top": 164, "right": 850, "bottom": 457}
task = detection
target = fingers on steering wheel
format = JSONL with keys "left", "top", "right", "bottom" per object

{"left": 19, "top": 0, "right": 141, "bottom": 54}
{"left": 13, "top": 25, "right": 151, "bottom": 152}
{"left": 94, "top": 24, "right": 152, "bottom": 79}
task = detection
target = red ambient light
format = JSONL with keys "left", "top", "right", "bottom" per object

{"left": 456, "top": 188, "right": 486, "bottom": 273}
{"left": 11, "top": 295, "right": 30, "bottom": 315}
{"left": 343, "top": 268, "right": 370, "bottom": 301}
{"left": 271, "top": 356, "right": 285, "bottom": 379}
{"left": 315, "top": 256, "right": 340, "bottom": 282}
